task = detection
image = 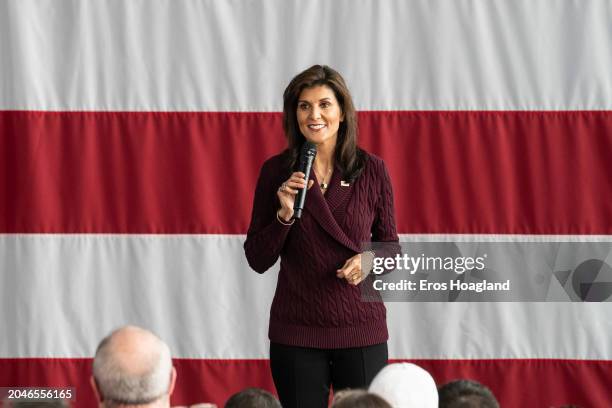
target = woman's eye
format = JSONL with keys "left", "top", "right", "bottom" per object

{"left": 299, "top": 104, "right": 309, "bottom": 110}
{"left": 321, "top": 102, "right": 330, "bottom": 108}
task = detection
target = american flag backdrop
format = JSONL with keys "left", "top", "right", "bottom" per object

{"left": 1, "top": 1, "right": 612, "bottom": 406}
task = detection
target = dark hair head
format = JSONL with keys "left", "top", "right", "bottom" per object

{"left": 438, "top": 379, "right": 499, "bottom": 408}
{"left": 224, "top": 387, "right": 281, "bottom": 408}
{"left": 332, "top": 389, "right": 392, "bottom": 408}
{"left": 282, "top": 64, "right": 366, "bottom": 183}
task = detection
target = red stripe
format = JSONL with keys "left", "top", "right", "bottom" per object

{"left": 0, "top": 358, "right": 609, "bottom": 407}
{"left": 1, "top": 110, "right": 611, "bottom": 234}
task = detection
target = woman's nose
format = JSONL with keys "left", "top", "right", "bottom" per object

{"left": 309, "top": 106, "right": 321, "bottom": 119}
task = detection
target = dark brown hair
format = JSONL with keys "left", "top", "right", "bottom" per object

{"left": 224, "top": 387, "right": 281, "bottom": 408}
{"left": 331, "top": 389, "right": 392, "bottom": 408}
{"left": 282, "top": 65, "right": 366, "bottom": 183}
{"left": 438, "top": 379, "right": 499, "bottom": 408}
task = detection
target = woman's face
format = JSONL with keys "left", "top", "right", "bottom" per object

{"left": 296, "top": 85, "right": 344, "bottom": 148}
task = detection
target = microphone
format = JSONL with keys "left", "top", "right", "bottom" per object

{"left": 293, "top": 141, "right": 317, "bottom": 219}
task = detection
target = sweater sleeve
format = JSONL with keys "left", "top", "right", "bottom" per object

{"left": 244, "top": 159, "right": 293, "bottom": 274}
{"left": 367, "top": 159, "right": 401, "bottom": 276}
{"left": 372, "top": 159, "right": 399, "bottom": 244}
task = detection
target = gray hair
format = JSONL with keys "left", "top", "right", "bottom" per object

{"left": 93, "top": 327, "right": 173, "bottom": 406}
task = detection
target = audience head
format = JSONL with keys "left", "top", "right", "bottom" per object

{"left": 368, "top": 363, "right": 438, "bottom": 408}
{"left": 224, "top": 388, "right": 281, "bottom": 408}
{"left": 438, "top": 379, "right": 499, "bottom": 408}
{"left": 91, "top": 326, "right": 176, "bottom": 407}
{"left": 332, "top": 389, "right": 392, "bottom": 408}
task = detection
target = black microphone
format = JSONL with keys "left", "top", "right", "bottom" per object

{"left": 293, "top": 141, "right": 317, "bottom": 219}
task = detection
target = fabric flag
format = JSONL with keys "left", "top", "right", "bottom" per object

{"left": 1, "top": 1, "right": 611, "bottom": 406}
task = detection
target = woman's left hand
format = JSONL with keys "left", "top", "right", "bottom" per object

{"left": 337, "top": 254, "right": 365, "bottom": 285}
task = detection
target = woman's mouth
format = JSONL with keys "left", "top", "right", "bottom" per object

{"left": 307, "top": 124, "right": 326, "bottom": 131}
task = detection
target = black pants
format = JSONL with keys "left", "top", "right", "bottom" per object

{"left": 270, "top": 342, "right": 388, "bottom": 408}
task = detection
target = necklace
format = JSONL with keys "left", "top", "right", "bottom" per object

{"left": 314, "top": 166, "right": 333, "bottom": 190}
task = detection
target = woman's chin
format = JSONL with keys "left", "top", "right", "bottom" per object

{"left": 303, "top": 136, "right": 322, "bottom": 144}
{"left": 303, "top": 133, "right": 333, "bottom": 145}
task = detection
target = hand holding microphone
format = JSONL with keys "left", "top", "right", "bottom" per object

{"left": 277, "top": 142, "right": 317, "bottom": 222}
{"left": 277, "top": 172, "right": 314, "bottom": 221}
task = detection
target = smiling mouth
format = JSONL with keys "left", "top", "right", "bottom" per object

{"left": 308, "top": 124, "right": 326, "bottom": 130}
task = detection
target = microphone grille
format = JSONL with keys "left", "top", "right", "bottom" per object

{"left": 301, "top": 141, "right": 317, "bottom": 156}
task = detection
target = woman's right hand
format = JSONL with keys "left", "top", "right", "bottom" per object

{"left": 277, "top": 172, "right": 314, "bottom": 221}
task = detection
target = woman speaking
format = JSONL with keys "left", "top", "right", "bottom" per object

{"left": 244, "top": 65, "right": 399, "bottom": 407}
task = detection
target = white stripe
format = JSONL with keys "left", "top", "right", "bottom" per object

{"left": 1, "top": 234, "right": 611, "bottom": 359}
{"left": 399, "top": 234, "right": 612, "bottom": 242}
{"left": 1, "top": 0, "right": 611, "bottom": 111}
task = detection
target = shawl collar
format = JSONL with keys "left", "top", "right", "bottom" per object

{"left": 304, "top": 166, "right": 360, "bottom": 253}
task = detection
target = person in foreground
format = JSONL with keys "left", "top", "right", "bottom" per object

{"left": 438, "top": 379, "right": 499, "bottom": 408}
{"left": 91, "top": 326, "right": 177, "bottom": 408}
{"left": 224, "top": 388, "right": 281, "bottom": 408}
{"left": 244, "top": 64, "right": 399, "bottom": 407}
{"left": 368, "top": 363, "right": 438, "bottom": 407}
{"left": 331, "top": 389, "right": 392, "bottom": 408}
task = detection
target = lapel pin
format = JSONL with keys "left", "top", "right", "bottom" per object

{"left": 340, "top": 180, "right": 350, "bottom": 187}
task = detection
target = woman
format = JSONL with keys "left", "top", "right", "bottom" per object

{"left": 244, "top": 65, "right": 399, "bottom": 408}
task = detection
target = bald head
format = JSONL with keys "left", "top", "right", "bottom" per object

{"left": 93, "top": 326, "right": 174, "bottom": 407}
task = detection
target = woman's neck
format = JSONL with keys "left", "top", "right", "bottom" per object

{"left": 314, "top": 142, "right": 335, "bottom": 170}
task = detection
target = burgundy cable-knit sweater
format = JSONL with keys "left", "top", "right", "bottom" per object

{"left": 244, "top": 152, "right": 399, "bottom": 349}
